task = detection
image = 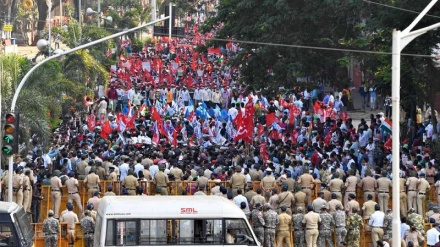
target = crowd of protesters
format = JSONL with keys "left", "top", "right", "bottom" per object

{"left": 3, "top": 5, "right": 440, "bottom": 247}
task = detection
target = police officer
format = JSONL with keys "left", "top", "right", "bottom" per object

{"left": 123, "top": 169, "right": 139, "bottom": 196}
{"left": 358, "top": 170, "right": 376, "bottom": 202}
{"left": 50, "top": 170, "right": 62, "bottom": 219}
{"left": 277, "top": 185, "right": 295, "bottom": 215}
{"left": 251, "top": 203, "right": 265, "bottom": 245}
{"left": 42, "top": 210, "right": 60, "bottom": 247}
{"left": 328, "top": 193, "right": 343, "bottom": 213}
{"left": 80, "top": 210, "right": 95, "bottom": 247}
{"left": 262, "top": 168, "right": 276, "bottom": 193}
{"left": 294, "top": 185, "right": 307, "bottom": 213}
{"left": 60, "top": 201, "right": 79, "bottom": 244}
{"left": 298, "top": 168, "right": 314, "bottom": 204}
{"left": 276, "top": 206, "right": 292, "bottom": 247}
{"left": 292, "top": 206, "right": 305, "bottom": 247}
{"left": 229, "top": 166, "right": 246, "bottom": 197}
{"left": 406, "top": 172, "right": 419, "bottom": 213}
{"left": 65, "top": 172, "right": 83, "bottom": 217}
{"left": 154, "top": 164, "right": 169, "bottom": 195}
{"left": 346, "top": 207, "right": 363, "bottom": 247}
{"left": 303, "top": 205, "right": 321, "bottom": 247}
{"left": 13, "top": 167, "right": 24, "bottom": 206}
{"left": 263, "top": 203, "right": 278, "bottom": 247}
{"left": 328, "top": 172, "right": 344, "bottom": 202}
{"left": 376, "top": 170, "right": 391, "bottom": 212}
{"left": 318, "top": 205, "right": 334, "bottom": 247}
{"left": 84, "top": 168, "right": 101, "bottom": 199}
{"left": 344, "top": 170, "right": 357, "bottom": 206}
{"left": 416, "top": 173, "right": 430, "bottom": 215}
{"left": 333, "top": 204, "right": 347, "bottom": 246}
{"left": 104, "top": 184, "right": 116, "bottom": 196}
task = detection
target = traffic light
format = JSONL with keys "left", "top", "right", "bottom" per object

{"left": 2, "top": 112, "right": 19, "bottom": 155}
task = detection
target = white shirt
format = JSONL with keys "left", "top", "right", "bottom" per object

{"left": 368, "top": 211, "right": 385, "bottom": 227}
{"left": 119, "top": 163, "right": 129, "bottom": 181}
{"left": 233, "top": 194, "right": 249, "bottom": 211}
{"left": 400, "top": 223, "right": 410, "bottom": 239}
{"left": 426, "top": 227, "right": 440, "bottom": 245}
{"left": 134, "top": 163, "right": 144, "bottom": 177}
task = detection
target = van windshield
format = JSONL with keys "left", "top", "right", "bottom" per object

{"left": 13, "top": 208, "right": 34, "bottom": 246}
{"left": 104, "top": 218, "right": 256, "bottom": 246}
{"left": 0, "top": 223, "right": 17, "bottom": 246}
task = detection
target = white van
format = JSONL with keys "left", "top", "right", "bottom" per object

{"left": 95, "top": 196, "right": 260, "bottom": 247}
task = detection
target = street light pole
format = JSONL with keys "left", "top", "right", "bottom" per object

{"left": 97, "top": 0, "right": 101, "bottom": 28}
{"left": 169, "top": 2, "right": 172, "bottom": 40}
{"left": 6, "top": 16, "right": 170, "bottom": 202}
{"left": 48, "top": 1, "right": 52, "bottom": 55}
{"left": 391, "top": 1, "right": 440, "bottom": 247}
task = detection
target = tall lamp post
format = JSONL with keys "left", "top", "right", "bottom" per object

{"left": 391, "top": 1, "right": 440, "bottom": 247}
{"left": 6, "top": 15, "right": 171, "bottom": 202}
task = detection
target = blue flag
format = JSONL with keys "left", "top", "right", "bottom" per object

{"left": 208, "top": 108, "right": 216, "bottom": 117}
{"left": 221, "top": 109, "right": 228, "bottom": 121}
{"left": 202, "top": 102, "right": 208, "bottom": 109}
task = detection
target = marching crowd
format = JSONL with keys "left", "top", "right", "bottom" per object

{"left": 2, "top": 7, "right": 440, "bottom": 247}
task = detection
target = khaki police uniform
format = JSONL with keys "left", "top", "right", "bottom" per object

{"left": 123, "top": 175, "right": 139, "bottom": 195}
{"left": 50, "top": 175, "right": 62, "bottom": 218}
{"left": 84, "top": 172, "right": 100, "bottom": 199}
{"left": 329, "top": 178, "right": 344, "bottom": 202}
{"left": 376, "top": 176, "right": 392, "bottom": 212}
{"left": 298, "top": 173, "right": 314, "bottom": 204}
{"left": 154, "top": 171, "right": 169, "bottom": 195}
{"left": 13, "top": 172, "right": 24, "bottom": 206}
{"left": 65, "top": 177, "right": 83, "bottom": 216}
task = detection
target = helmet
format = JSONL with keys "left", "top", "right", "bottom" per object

{"left": 87, "top": 203, "right": 94, "bottom": 210}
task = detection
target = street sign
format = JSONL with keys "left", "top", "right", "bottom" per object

{"left": 3, "top": 24, "right": 13, "bottom": 32}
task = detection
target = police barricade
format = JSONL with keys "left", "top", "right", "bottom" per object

{"left": 73, "top": 222, "right": 85, "bottom": 247}
{"left": 33, "top": 222, "right": 70, "bottom": 247}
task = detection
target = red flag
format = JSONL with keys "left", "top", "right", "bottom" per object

{"left": 259, "top": 142, "right": 269, "bottom": 162}
{"left": 257, "top": 123, "right": 265, "bottom": 136}
{"left": 157, "top": 120, "right": 167, "bottom": 136}
{"left": 87, "top": 115, "right": 96, "bottom": 131}
{"left": 100, "top": 121, "right": 112, "bottom": 140}
{"left": 151, "top": 107, "right": 162, "bottom": 121}
{"left": 173, "top": 129, "right": 178, "bottom": 147}
{"left": 324, "top": 131, "right": 332, "bottom": 146}
{"left": 384, "top": 136, "right": 392, "bottom": 151}
{"left": 340, "top": 112, "right": 349, "bottom": 122}
{"left": 266, "top": 112, "right": 278, "bottom": 126}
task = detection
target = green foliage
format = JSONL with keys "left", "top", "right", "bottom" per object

{"left": 205, "top": 0, "right": 364, "bottom": 90}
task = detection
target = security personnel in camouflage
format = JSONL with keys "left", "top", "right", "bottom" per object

{"left": 407, "top": 208, "right": 425, "bottom": 235}
{"left": 251, "top": 203, "right": 265, "bottom": 245}
{"left": 346, "top": 207, "right": 363, "bottom": 247}
{"left": 383, "top": 209, "right": 393, "bottom": 240}
{"left": 42, "top": 210, "right": 60, "bottom": 247}
{"left": 332, "top": 204, "right": 347, "bottom": 245}
{"left": 318, "top": 205, "right": 335, "bottom": 247}
{"left": 263, "top": 203, "right": 278, "bottom": 247}
{"left": 80, "top": 210, "right": 95, "bottom": 247}
{"left": 292, "top": 206, "right": 305, "bottom": 247}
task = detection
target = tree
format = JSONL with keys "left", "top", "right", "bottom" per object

{"left": 0, "top": 54, "right": 91, "bottom": 150}
{"left": 359, "top": 0, "right": 440, "bottom": 118}
{"left": 203, "top": 0, "right": 365, "bottom": 89}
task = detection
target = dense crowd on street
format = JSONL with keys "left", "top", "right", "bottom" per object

{"left": 3, "top": 6, "right": 440, "bottom": 247}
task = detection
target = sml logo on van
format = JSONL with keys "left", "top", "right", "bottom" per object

{"left": 181, "top": 208, "right": 198, "bottom": 214}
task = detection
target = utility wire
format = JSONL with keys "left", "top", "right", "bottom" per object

{"left": 362, "top": 0, "right": 440, "bottom": 19}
